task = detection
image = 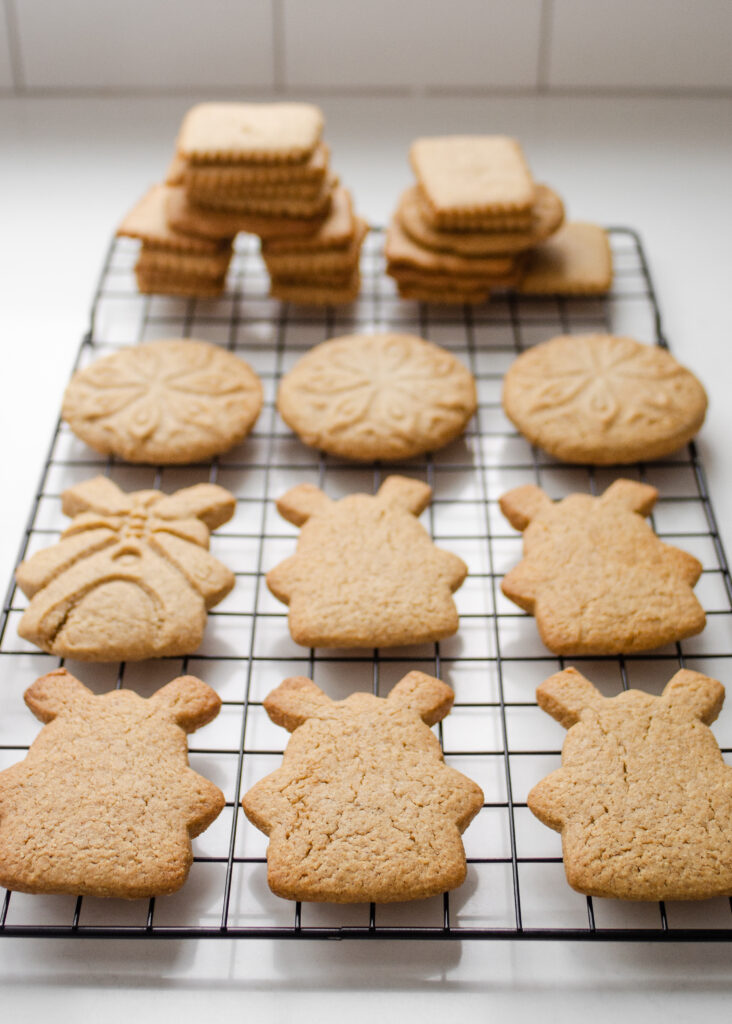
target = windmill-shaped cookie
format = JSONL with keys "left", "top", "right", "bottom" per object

{"left": 267, "top": 475, "right": 467, "bottom": 647}
{"left": 499, "top": 479, "right": 705, "bottom": 654}
{"left": 242, "top": 671, "right": 484, "bottom": 902}
{"left": 529, "top": 666, "right": 732, "bottom": 900}
{"left": 16, "top": 475, "right": 236, "bottom": 661}
{"left": 0, "top": 669, "right": 225, "bottom": 898}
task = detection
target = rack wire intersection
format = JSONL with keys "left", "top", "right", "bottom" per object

{"left": 2, "top": 227, "right": 732, "bottom": 941}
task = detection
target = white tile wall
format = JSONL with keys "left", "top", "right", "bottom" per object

{"left": 547, "top": 0, "right": 732, "bottom": 90}
{"left": 12, "top": 0, "right": 274, "bottom": 90}
{"left": 0, "top": 4, "right": 14, "bottom": 89}
{"left": 2, "top": 0, "right": 732, "bottom": 94}
{"left": 281, "top": 0, "right": 544, "bottom": 90}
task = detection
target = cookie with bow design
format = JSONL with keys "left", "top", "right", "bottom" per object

{"left": 16, "top": 476, "right": 236, "bottom": 660}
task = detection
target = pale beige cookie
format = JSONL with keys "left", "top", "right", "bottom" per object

{"left": 519, "top": 222, "right": 613, "bottom": 294}
{"left": 117, "top": 184, "right": 231, "bottom": 253}
{"left": 191, "top": 174, "right": 336, "bottom": 218}
{"left": 528, "top": 666, "right": 732, "bottom": 900}
{"left": 0, "top": 669, "right": 224, "bottom": 898}
{"left": 261, "top": 187, "right": 356, "bottom": 252}
{"left": 267, "top": 476, "right": 467, "bottom": 648}
{"left": 502, "top": 333, "right": 708, "bottom": 464}
{"left": 243, "top": 672, "right": 484, "bottom": 902}
{"left": 182, "top": 143, "right": 330, "bottom": 189}
{"left": 269, "top": 272, "right": 361, "bottom": 306}
{"left": 397, "top": 184, "right": 564, "bottom": 255}
{"left": 62, "top": 339, "right": 263, "bottom": 464}
{"left": 277, "top": 332, "right": 477, "bottom": 461}
{"left": 385, "top": 216, "right": 519, "bottom": 275}
{"left": 177, "top": 102, "right": 324, "bottom": 164}
{"left": 410, "top": 136, "right": 536, "bottom": 222}
{"left": 16, "top": 476, "right": 236, "bottom": 661}
{"left": 262, "top": 217, "right": 367, "bottom": 276}
{"left": 136, "top": 246, "right": 232, "bottom": 278}
{"left": 166, "top": 186, "right": 327, "bottom": 241}
{"left": 135, "top": 270, "right": 227, "bottom": 299}
{"left": 499, "top": 479, "right": 706, "bottom": 655}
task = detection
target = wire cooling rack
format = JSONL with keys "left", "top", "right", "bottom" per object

{"left": 2, "top": 227, "right": 732, "bottom": 941}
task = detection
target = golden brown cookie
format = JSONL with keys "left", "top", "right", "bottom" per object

{"left": 502, "top": 333, "right": 708, "bottom": 464}
{"left": 16, "top": 476, "right": 236, "bottom": 661}
{"left": 177, "top": 102, "right": 324, "bottom": 164}
{"left": 277, "top": 332, "right": 477, "bottom": 461}
{"left": 181, "top": 143, "right": 330, "bottom": 189}
{"left": 62, "top": 339, "right": 263, "bottom": 464}
{"left": 135, "top": 247, "right": 232, "bottom": 278}
{"left": 385, "top": 216, "right": 520, "bottom": 275}
{"left": 528, "top": 666, "right": 732, "bottom": 901}
{"left": 269, "top": 271, "right": 361, "bottom": 306}
{"left": 190, "top": 173, "right": 336, "bottom": 217}
{"left": 499, "top": 479, "right": 706, "bottom": 654}
{"left": 135, "top": 269, "right": 227, "bottom": 299}
{"left": 261, "top": 187, "right": 356, "bottom": 252}
{"left": 0, "top": 669, "right": 224, "bottom": 898}
{"left": 519, "top": 222, "right": 613, "bottom": 294}
{"left": 117, "top": 184, "right": 232, "bottom": 252}
{"left": 242, "top": 672, "right": 484, "bottom": 902}
{"left": 267, "top": 476, "right": 467, "bottom": 648}
{"left": 262, "top": 217, "right": 367, "bottom": 276}
{"left": 410, "top": 136, "right": 536, "bottom": 222}
{"left": 397, "top": 184, "right": 564, "bottom": 255}
{"left": 166, "top": 185, "right": 328, "bottom": 241}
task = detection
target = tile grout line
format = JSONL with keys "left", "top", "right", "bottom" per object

{"left": 3, "top": 0, "right": 24, "bottom": 93}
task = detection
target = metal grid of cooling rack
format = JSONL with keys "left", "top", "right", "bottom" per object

{"left": 2, "top": 227, "right": 732, "bottom": 941}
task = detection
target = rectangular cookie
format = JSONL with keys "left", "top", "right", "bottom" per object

{"left": 135, "top": 267, "right": 227, "bottom": 298}
{"left": 270, "top": 271, "right": 361, "bottom": 305}
{"left": 177, "top": 102, "right": 324, "bottom": 164}
{"left": 182, "top": 144, "right": 330, "bottom": 189}
{"left": 262, "top": 218, "right": 367, "bottom": 276}
{"left": 166, "top": 186, "right": 328, "bottom": 241}
{"left": 118, "top": 184, "right": 230, "bottom": 253}
{"left": 385, "top": 217, "right": 520, "bottom": 276}
{"left": 411, "top": 136, "right": 536, "bottom": 223}
{"left": 519, "top": 222, "right": 613, "bottom": 295}
{"left": 190, "top": 174, "right": 336, "bottom": 218}
{"left": 136, "top": 246, "right": 232, "bottom": 278}
{"left": 261, "top": 187, "right": 356, "bottom": 252}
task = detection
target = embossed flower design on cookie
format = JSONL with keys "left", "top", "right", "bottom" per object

{"left": 62, "top": 339, "right": 262, "bottom": 464}
{"left": 277, "top": 332, "right": 477, "bottom": 461}
{"left": 502, "top": 333, "right": 707, "bottom": 464}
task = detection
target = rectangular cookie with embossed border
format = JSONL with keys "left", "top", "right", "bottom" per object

{"left": 177, "top": 103, "right": 324, "bottom": 164}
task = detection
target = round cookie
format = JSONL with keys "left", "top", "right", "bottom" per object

{"left": 502, "top": 333, "right": 707, "bottom": 465}
{"left": 62, "top": 338, "right": 263, "bottom": 464}
{"left": 277, "top": 332, "right": 477, "bottom": 461}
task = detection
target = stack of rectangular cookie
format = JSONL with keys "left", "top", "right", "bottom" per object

{"left": 166, "top": 102, "right": 366, "bottom": 304}
{"left": 117, "top": 184, "right": 234, "bottom": 298}
{"left": 386, "top": 136, "right": 566, "bottom": 304}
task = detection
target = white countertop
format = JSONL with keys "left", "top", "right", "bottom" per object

{"left": 1, "top": 94, "right": 732, "bottom": 1021}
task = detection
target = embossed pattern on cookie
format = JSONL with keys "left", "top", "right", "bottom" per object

{"left": 0, "top": 669, "right": 224, "bottom": 898}
{"left": 277, "top": 332, "right": 477, "bottom": 461}
{"left": 267, "top": 476, "right": 467, "bottom": 648}
{"left": 502, "top": 333, "right": 707, "bottom": 464}
{"left": 16, "top": 476, "right": 236, "bottom": 661}
{"left": 242, "top": 672, "right": 484, "bottom": 902}
{"left": 529, "top": 666, "right": 732, "bottom": 901}
{"left": 62, "top": 339, "right": 263, "bottom": 464}
{"left": 500, "top": 479, "right": 706, "bottom": 654}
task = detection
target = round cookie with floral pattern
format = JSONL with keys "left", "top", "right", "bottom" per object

{"left": 502, "top": 333, "right": 707, "bottom": 464}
